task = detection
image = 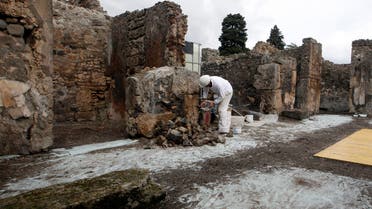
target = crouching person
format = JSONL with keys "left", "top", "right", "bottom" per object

{"left": 199, "top": 75, "right": 233, "bottom": 134}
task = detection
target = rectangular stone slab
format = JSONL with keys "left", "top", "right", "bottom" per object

{"left": 0, "top": 169, "right": 165, "bottom": 209}
{"left": 314, "top": 129, "right": 372, "bottom": 166}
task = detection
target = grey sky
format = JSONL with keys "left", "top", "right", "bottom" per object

{"left": 100, "top": 0, "right": 372, "bottom": 64}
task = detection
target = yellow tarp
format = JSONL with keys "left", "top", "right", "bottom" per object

{"left": 314, "top": 129, "right": 372, "bottom": 166}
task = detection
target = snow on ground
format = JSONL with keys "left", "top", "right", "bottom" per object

{"left": 0, "top": 115, "right": 353, "bottom": 198}
{"left": 179, "top": 167, "right": 372, "bottom": 209}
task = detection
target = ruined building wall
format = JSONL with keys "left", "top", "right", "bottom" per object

{"left": 281, "top": 38, "right": 322, "bottom": 114}
{"left": 202, "top": 38, "right": 321, "bottom": 115}
{"left": 321, "top": 61, "right": 351, "bottom": 112}
{"left": 0, "top": 0, "right": 54, "bottom": 155}
{"left": 201, "top": 53, "right": 262, "bottom": 110}
{"left": 53, "top": 0, "right": 112, "bottom": 122}
{"left": 350, "top": 39, "right": 372, "bottom": 114}
{"left": 110, "top": 1, "right": 188, "bottom": 119}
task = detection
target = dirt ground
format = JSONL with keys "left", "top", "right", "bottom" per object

{"left": 153, "top": 118, "right": 372, "bottom": 208}
{"left": 0, "top": 115, "right": 371, "bottom": 208}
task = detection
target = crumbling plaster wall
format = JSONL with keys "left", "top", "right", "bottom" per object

{"left": 110, "top": 1, "right": 188, "bottom": 119}
{"left": 0, "top": 0, "right": 54, "bottom": 155}
{"left": 53, "top": 0, "right": 112, "bottom": 122}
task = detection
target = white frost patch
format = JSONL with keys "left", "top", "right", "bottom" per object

{"left": 51, "top": 139, "right": 138, "bottom": 156}
{"left": 1, "top": 136, "right": 257, "bottom": 198}
{"left": 179, "top": 167, "right": 372, "bottom": 209}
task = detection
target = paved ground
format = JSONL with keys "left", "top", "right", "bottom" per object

{"left": 0, "top": 114, "right": 371, "bottom": 208}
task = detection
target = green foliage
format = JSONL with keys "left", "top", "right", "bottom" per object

{"left": 267, "top": 25, "right": 285, "bottom": 50}
{"left": 218, "top": 13, "right": 248, "bottom": 56}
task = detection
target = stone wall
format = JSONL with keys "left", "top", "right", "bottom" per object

{"left": 280, "top": 38, "right": 322, "bottom": 114}
{"left": 110, "top": 1, "right": 187, "bottom": 119}
{"left": 53, "top": 0, "right": 112, "bottom": 122}
{"left": 201, "top": 53, "right": 262, "bottom": 110}
{"left": 350, "top": 39, "right": 372, "bottom": 114}
{"left": 321, "top": 60, "right": 351, "bottom": 112}
{"left": 0, "top": 0, "right": 54, "bottom": 154}
{"left": 201, "top": 38, "right": 321, "bottom": 115}
{"left": 201, "top": 48, "right": 220, "bottom": 63}
{"left": 351, "top": 39, "right": 372, "bottom": 65}
{"left": 201, "top": 47, "right": 297, "bottom": 114}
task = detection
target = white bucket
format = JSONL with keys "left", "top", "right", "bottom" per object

{"left": 233, "top": 126, "right": 242, "bottom": 134}
{"left": 231, "top": 116, "right": 245, "bottom": 127}
{"left": 245, "top": 115, "right": 254, "bottom": 123}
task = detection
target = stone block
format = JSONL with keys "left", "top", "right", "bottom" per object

{"left": 0, "top": 169, "right": 166, "bottom": 209}
{"left": 172, "top": 68, "right": 199, "bottom": 98}
{"left": 0, "top": 19, "right": 7, "bottom": 30}
{"left": 254, "top": 63, "right": 281, "bottom": 90}
{"left": 7, "top": 24, "right": 24, "bottom": 37}
{"left": 8, "top": 106, "right": 32, "bottom": 120}
{"left": 0, "top": 79, "right": 30, "bottom": 108}
{"left": 259, "top": 89, "right": 283, "bottom": 114}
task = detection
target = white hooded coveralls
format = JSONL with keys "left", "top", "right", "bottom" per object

{"left": 201, "top": 76, "right": 233, "bottom": 133}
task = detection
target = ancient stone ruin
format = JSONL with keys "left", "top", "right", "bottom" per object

{"left": 350, "top": 39, "right": 372, "bottom": 115}
{"left": 201, "top": 38, "right": 322, "bottom": 118}
{"left": 0, "top": 0, "right": 372, "bottom": 156}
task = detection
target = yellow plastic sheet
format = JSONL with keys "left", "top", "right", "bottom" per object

{"left": 314, "top": 129, "right": 372, "bottom": 166}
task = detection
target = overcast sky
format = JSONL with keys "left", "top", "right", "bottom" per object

{"left": 100, "top": 0, "right": 372, "bottom": 64}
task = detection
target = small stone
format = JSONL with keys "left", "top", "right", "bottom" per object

{"left": 217, "top": 135, "right": 226, "bottom": 144}
{"left": 24, "top": 24, "right": 34, "bottom": 30}
{"left": 167, "top": 129, "right": 182, "bottom": 144}
{"left": 7, "top": 24, "right": 24, "bottom": 37}
{"left": 5, "top": 18, "right": 18, "bottom": 23}
{"left": 8, "top": 106, "right": 32, "bottom": 120}
{"left": 177, "top": 126, "right": 188, "bottom": 133}
{"left": 0, "top": 19, "right": 7, "bottom": 30}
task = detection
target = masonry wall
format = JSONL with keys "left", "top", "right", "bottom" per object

{"left": 202, "top": 38, "right": 321, "bottom": 115}
{"left": 350, "top": 39, "right": 372, "bottom": 114}
{"left": 52, "top": 0, "right": 112, "bottom": 122}
{"left": 110, "top": 1, "right": 188, "bottom": 119}
{"left": 201, "top": 53, "right": 262, "bottom": 110}
{"left": 295, "top": 39, "right": 322, "bottom": 114}
{"left": 0, "top": 0, "right": 54, "bottom": 154}
{"left": 321, "top": 61, "right": 351, "bottom": 112}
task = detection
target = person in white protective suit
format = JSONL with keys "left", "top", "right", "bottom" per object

{"left": 199, "top": 75, "right": 233, "bottom": 133}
